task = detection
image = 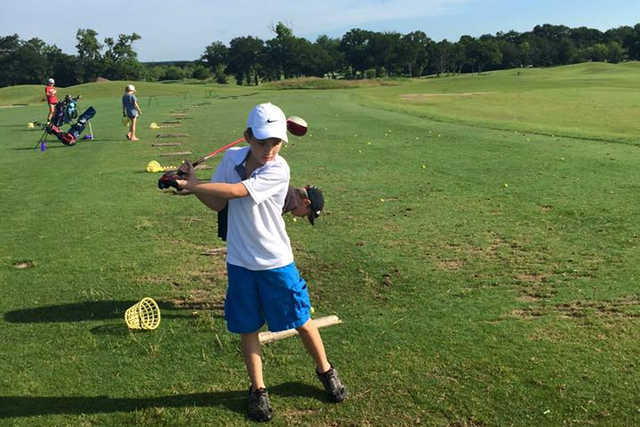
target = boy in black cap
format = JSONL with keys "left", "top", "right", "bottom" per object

{"left": 284, "top": 185, "right": 324, "bottom": 225}
{"left": 218, "top": 185, "right": 324, "bottom": 241}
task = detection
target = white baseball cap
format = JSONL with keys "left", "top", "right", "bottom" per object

{"left": 48, "top": 78, "right": 55, "bottom": 84}
{"left": 126, "top": 84, "right": 136, "bottom": 92}
{"left": 247, "top": 103, "right": 288, "bottom": 142}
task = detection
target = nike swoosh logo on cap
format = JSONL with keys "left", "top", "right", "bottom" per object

{"left": 266, "top": 119, "right": 279, "bottom": 123}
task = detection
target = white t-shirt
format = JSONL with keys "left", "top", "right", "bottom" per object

{"left": 212, "top": 146, "right": 293, "bottom": 270}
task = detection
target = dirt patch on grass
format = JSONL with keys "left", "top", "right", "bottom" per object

{"left": 400, "top": 92, "right": 494, "bottom": 100}
{"left": 513, "top": 296, "right": 640, "bottom": 322}
{"left": 510, "top": 308, "right": 544, "bottom": 319}
{"left": 281, "top": 408, "right": 320, "bottom": 419}
{"left": 516, "top": 273, "right": 549, "bottom": 283}
{"left": 438, "top": 260, "right": 464, "bottom": 271}
{"left": 465, "top": 235, "right": 517, "bottom": 260}
{"left": 555, "top": 298, "right": 640, "bottom": 319}
{"left": 167, "top": 288, "right": 224, "bottom": 310}
{"left": 517, "top": 295, "right": 540, "bottom": 303}
{"left": 449, "top": 417, "right": 488, "bottom": 426}
{"left": 520, "top": 284, "right": 557, "bottom": 300}
{"left": 140, "top": 269, "right": 226, "bottom": 286}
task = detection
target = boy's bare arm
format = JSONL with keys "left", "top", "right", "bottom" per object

{"left": 174, "top": 181, "right": 227, "bottom": 211}
{"left": 178, "top": 177, "right": 249, "bottom": 211}
{"left": 189, "top": 181, "right": 248, "bottom": 198}
{"left": 194, "top": 193, "right": 228, "bottom": 212}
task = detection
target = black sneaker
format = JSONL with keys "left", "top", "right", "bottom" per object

{"left": 316, "top": 364, "right": 347, "bottom": 402}
{"left": 248, "top": 386, "right": 273, "bottom": 422}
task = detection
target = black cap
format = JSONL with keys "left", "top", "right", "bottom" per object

{"left": 305, "top": 185, "right": 324, "bottom": 225}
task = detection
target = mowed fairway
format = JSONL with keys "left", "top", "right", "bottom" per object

{"left": 358, "top": 62, "right": 640, "bottom": 143}
{"left": 1, "top": 65, "right": 639, "bottom": 426}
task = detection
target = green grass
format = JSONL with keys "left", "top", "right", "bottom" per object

{"left": 262, "top": 77, "right": 399, "bottom": 90}
{"left": 1, "top": 64, "right": 640, "bottom": 426}
{"left": 356, "top": 62, "right": 640, "bottom": 144}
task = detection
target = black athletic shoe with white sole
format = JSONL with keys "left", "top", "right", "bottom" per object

{"left": 316, "top": 364, "right": 347, "bottom": 402}
{"left": 247, "top": 386, "right": 273, "bottom": 422}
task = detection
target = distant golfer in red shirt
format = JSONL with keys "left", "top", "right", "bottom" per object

{"left": 45, "top": 78, "right": 57, "bottom": 122}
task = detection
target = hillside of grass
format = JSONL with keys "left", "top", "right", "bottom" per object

{"left": 262, "top": 76, "right": 400, "bottom": 90}
{"left": 0, "top": 80, "right": 250, "bottom": 106}
{"left": 355, "top": 61, "right": 640, "bottom": 143}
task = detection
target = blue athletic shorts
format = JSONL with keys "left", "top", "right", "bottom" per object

{"left": 225, "top": 262, "right": 311, "bottom": 334}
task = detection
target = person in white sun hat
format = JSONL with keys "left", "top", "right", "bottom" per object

{"left": 174, "top": 102, "right": 346, "bottom": 422}
{"left": 122, "top": 84, "right": 142, "bottom": 141}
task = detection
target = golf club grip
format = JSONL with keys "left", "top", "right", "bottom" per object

{"left": 192, "top": 137, "right": 245, "bottom": 167}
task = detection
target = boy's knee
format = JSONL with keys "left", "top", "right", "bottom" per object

{"left": 296, "top": 319, "right": 315, "bottom": 335}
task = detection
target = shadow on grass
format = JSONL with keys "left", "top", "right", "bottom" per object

{"left": 270, "top": 382, "right": 327, "bottom": 401}
{"left": 0, "top": 382, "right": 325, "bottom": 419}
{"left": 215, "top": 92, "right": 259, "bottom": 100}
{"left": 4, "top": 300, "right": 223, "bottom": 324}
{"left": 12, "top": 138, "right": 125, "bottom": 151}
{"left": 14, "top": 145, "right": 67, "bottom": 151}
{"left": 0, "top": 391, "right": 245, "bottom": 419}
{"left": 90, "top": 138, "right": 130, "bottom": 143}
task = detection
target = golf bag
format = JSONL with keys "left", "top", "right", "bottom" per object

{"left": 50, "top": 95, "right": 79, "bottom": 127}
{"left": 48, "top": 106, "right": 96, "bottom": 145}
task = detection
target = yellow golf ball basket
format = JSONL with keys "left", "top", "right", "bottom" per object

{"left": 125, "top": 297, "right": 161, "bottom": 330}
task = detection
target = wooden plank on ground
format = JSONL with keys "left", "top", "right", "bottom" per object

{"left": 258, "top": 315, "right": 342, "bottom": 344}
{"left": 159, "top": 151, "right": 192, "bottom": 157}
{"left": 201, "top": 247, "right": 227, "bottom": 256}
{"left": 157, "top": 133, "right": 190, "bottom": 138}
{"left": 152, "top": 142, "right": 182, "bottom": 147}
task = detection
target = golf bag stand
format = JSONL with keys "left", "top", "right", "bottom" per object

{"left": 34, "top": 99, "right": 68, "bottom": 149}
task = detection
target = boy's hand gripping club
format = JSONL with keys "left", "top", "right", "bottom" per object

{"left": 157, "top": 137, "right": 245, "bottom": 191}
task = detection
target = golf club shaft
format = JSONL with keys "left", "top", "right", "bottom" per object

{"left": 192, "top": 136, "right": 245, "bottom": 167}
{"left": 190, "top": 116, "right": 305, "bottom": 167}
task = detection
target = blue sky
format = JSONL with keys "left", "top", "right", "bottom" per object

{"left": 2, "top": 0, "right": 639, "bottom": 61}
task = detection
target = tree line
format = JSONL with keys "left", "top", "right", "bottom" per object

{"left": 2, "top": 22, "right": 640, "bottom": 87}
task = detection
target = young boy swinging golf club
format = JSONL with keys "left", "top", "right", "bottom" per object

{"left": 175, "top": 102, "right": 345, "bottom": 422}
